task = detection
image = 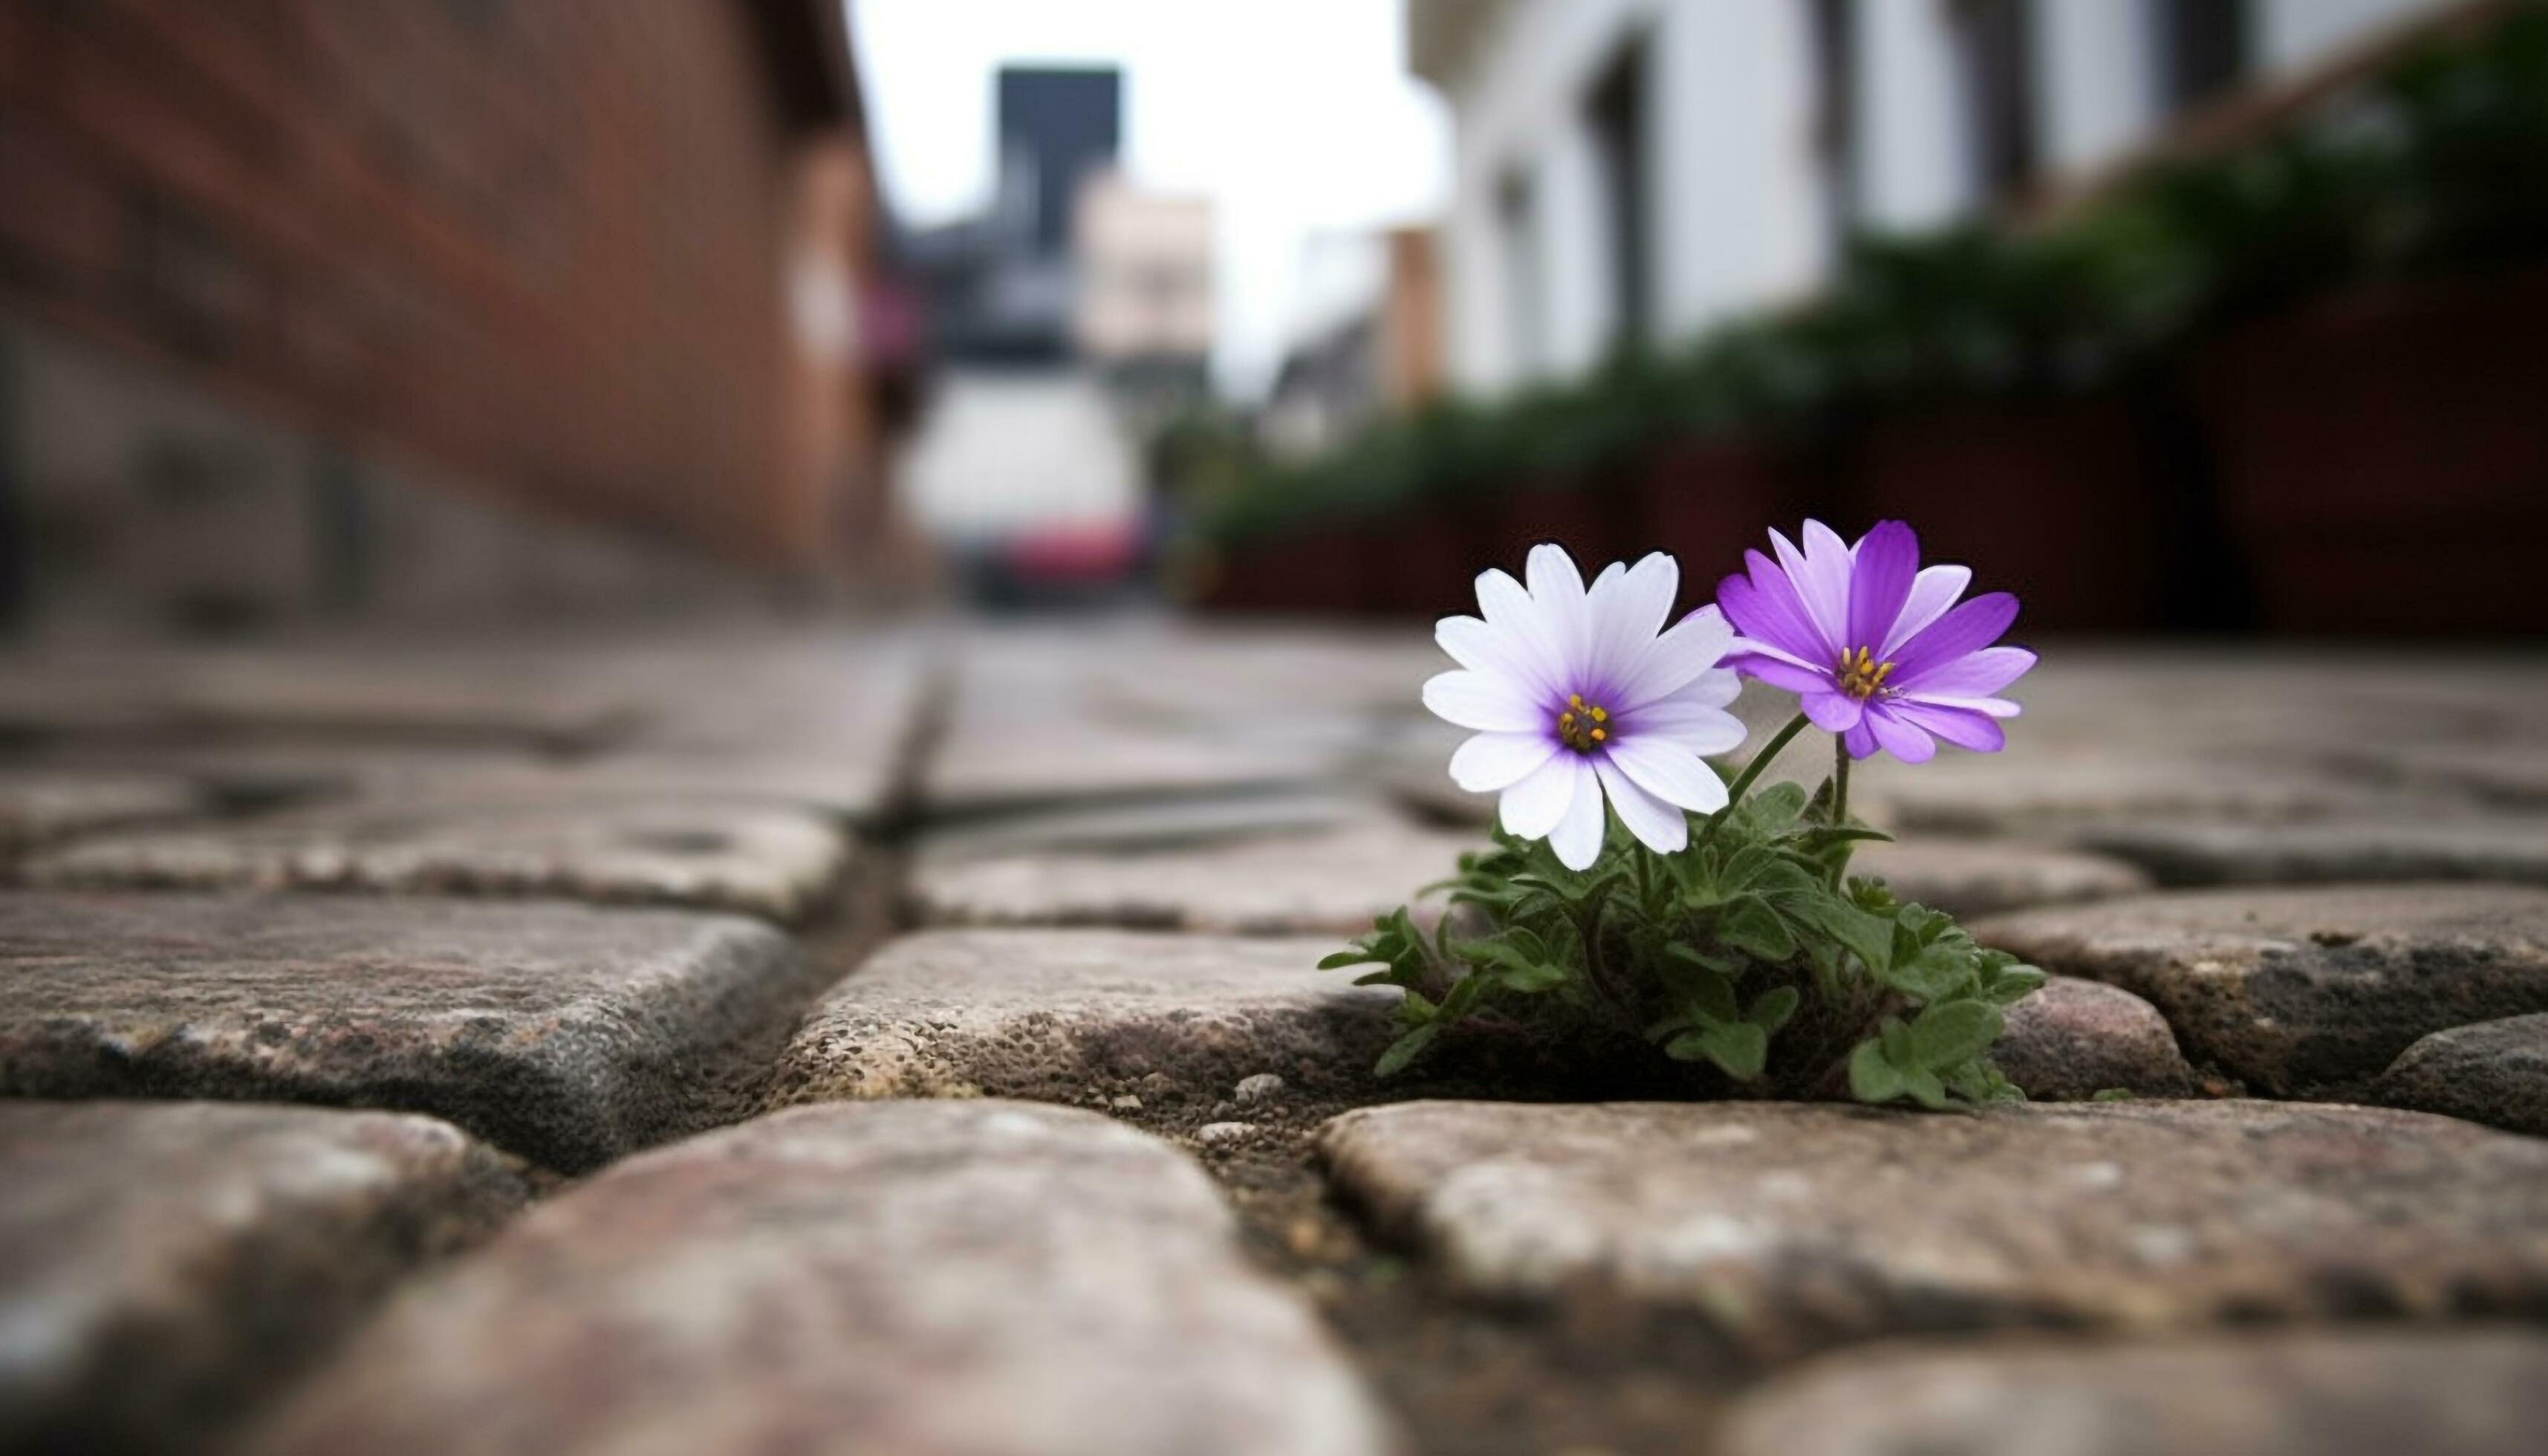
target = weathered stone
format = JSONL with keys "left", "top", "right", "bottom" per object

{"left": 917, "top": 790, "right": 1388, "bottom": 859}
{"left": 767, "top": 929, "right": 1399, "bottom": 1108}
{"left": 1197, "top": 1120, "right": 1256, "bottom": 1145}
{"left": 0, "top": 767, "right": 203, "bottom": 856}
{"left": 2372, "top": 1013, "right": 2548, "bottom": 1136}
{"left": 1974, "top": 885, "right": 2548, "bottom": 1093}
{"left": 2082, "top": 816, "right": 2548, "bottom": 888}
{"left": 1862, "top": 750, "right": 2376, "bottom": 837}
{"left": 1994, "top": 976, "right": 2197, "bottom": 1099}
{"left": 0, "top": 647, "right": 640, "bottom": 750}
{"left": 1719, "top": 1329, "right": 2548, "bottom": 1456}
{"left": 909, "top": 817, "right": 1480, "bottom": 936}
{"left": 0, "top": 1100, "right": 523, "bottom": 1452}
{"left": 250, "top": 1102, "right": 1397, "bottom": 1456}
{"left": 1852, "top": 840, "right": 2152, "bottom": 917}
{"left": 24, "top": 795, "right": 853, "bottom": 923}
{"left": 0, "top": 892, "right": 810, "bottom": 1170}
{"left": 1235, "top": 1072, "right": 1287, "bottom": 1105}
{"left": 1318, "top": 1099, "right": 2548, "bottom": 1350}
{"left": 923, "top": 719, "right": 1336, "bottom": 816}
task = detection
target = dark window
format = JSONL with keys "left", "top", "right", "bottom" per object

{"left": 2152, "top": 0, "right": 2249, "bottom": 111}
{"left": 1587, "top": 39, "right": 1651, "bottom": 347}
{"left": 1951, "top": 0, "right": 2039, "bottom": 203}
{"left": 1808, "top": 0, "right": 1861, "bottom": 250}
{"left": 1497, "top": 171, "right": 1544, "bottom": 376}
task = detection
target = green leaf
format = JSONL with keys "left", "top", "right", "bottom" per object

{"left": 1498, "top": 960, "right": 1570, "bottom": 993}
{"left": 1742, "top": 781, "right": 1808, "bottom": 834}
{"left": 1899, "top": 1065, "right": 1951, "bottom": 1110}
{"left": 1878, "top": 1017, "right": 1915, "bottom": 1067}
{"left": 1318, "top": 948, "right": 1380, "bottom": 970}
{"left": 1400, "top": 989, "right": 1439, "bottom": 1025}
{"left": 1792, "top": 897, "right": 1894, "bottom": 974}
{"left": 1746, "top": 985, "right": 1801, "bottom": 1034}
{"left": 1848, "top": 1038, "right": 1905, "bottom": 1102}
{"left": 1373, "top": 1023, "right": 1440, "bottom": 1077}
{"left": 1910, "top": 1000, "right": 2003, "bottom": 1070}
{"left": 1668, "top": 1021, "right": 1768, "bottom": 1080}
{"left": 1719, "top": 895, "right": 1799, "bottom": 962}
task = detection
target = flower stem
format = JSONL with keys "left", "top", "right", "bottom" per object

{"left": 1830, "top": 735, "right": 1852, "bottom": 826}
{"left": 1695, "top": 711, "right": 1811, "bottom": 850}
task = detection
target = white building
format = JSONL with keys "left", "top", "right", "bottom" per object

{"left": 1410, "top": 0, "right": 2458, "bottom": 394}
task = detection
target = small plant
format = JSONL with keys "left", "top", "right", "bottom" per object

{"left": 1327, "top": 524, "right": 2047, "bottom": 1108}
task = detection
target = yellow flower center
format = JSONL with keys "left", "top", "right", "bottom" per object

{"left": 1556, "top": 692, "right": 1611, "bottom": 753}
{"left": 1836, "top": 646, "right": 1897, "bottom": 701}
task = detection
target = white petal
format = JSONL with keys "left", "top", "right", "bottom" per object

{"left": 1615, "top": 604, "right": 1735, "bottom": 708}
{"left": 1449, "top": 731, "right": 1559, "bottom": 792}
{"left": 1526, "top": 544, "right": 1592, "bottom": 676}
{"left": 1881, "top": 565, "right": 1971, "bottom": 657}
{"left": 1475, "top": 568, "right": 1567, "bottom": 701}
{"left": 1631, "top": 703, "right": 1748, "bottom": 757}
{"left": 1547, "top": 758, "right": 1606, "bottom": 869}
{"left": 1436, "top": 614, "right": 1556, "bottom": 702}
{"left": 1423, "top": 670, "right": 1541, "bottom": 732}
{"left": 1606, "top": 735, "right": 1729, "bottom": 813}
{"left": 1595, "top": 756, "right": 1686, "bottom": 855}
{"left": 1585, "top": 552, "right": 1677, "bottom": 692}
{"left": 1680, "top": 666, "right": 1742, "bottom": 708}
{"left": 1499, "top": 752, "right": 1580, "bottom": 839}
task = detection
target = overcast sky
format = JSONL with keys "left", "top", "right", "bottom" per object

{"left": 848, "top": 0, "right": 1453, "bottom": 400}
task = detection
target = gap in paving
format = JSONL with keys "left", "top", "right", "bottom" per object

{"left": 1086, "top": 1063, "right": 1767, "bottom": 1455}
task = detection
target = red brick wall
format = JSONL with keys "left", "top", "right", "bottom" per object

{"left": 0, "top": 0, "right": 854, "bottom": 569}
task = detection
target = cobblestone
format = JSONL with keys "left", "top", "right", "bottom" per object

{"left": 1720, "top": 1328, "right": 2548, "bottom": 1456}
{"left": 0, "top": 892, "right": 813, "bottom": 1170}
{"left": 2081, "top": 815, "right": 2548, "bottom": 887}
{"left": 2372, "top": 1013, "right": 2548, "bottom": 1136}
{"left": 1975, "top": 885, "right": 2548, "bottom": 1092}
{"left": 766, "top": 929, "right": 1398, "bottom": 1108}
{"left": 1992, "top": 976, "right": 2197, "bottom": 1099}
{"left": 0, "top": 1100, "right": 522, "bottom": 1452}
{"left": 0, "top": 767, "right": 204, "bottom": 856}
{"left": 1318, "top": 1099, "right": 2548, "bottom": 1351}
{"left": 250, "top": 1101, "right": 1397, "bottom": 1456}
{"left": 24, "top": 795, "right": 854, "bottom": 923}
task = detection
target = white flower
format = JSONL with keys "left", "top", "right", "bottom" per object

{"left": 1424, "top": 545, "right": 1747, "bottom": 870}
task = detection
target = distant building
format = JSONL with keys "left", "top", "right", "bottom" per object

{"left": 0, "top": 0, "right": 912, "bottom": 631}
{"left": 907, "top": 65, "right": 1124, "bottom": 365}
{"left": 1409, "top": 0, "right": 2460, "bottom": 393}
{"left": 1262, "top": 227, "right": 1445, "bottom": 458}
{"left": 1073, "top": 171, "right": 1215, "bottom": 419}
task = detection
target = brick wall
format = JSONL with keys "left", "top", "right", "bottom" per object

{"left": 0, "top": 0, "right": 884, "bottom": 617}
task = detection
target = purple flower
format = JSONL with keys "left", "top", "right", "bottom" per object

{"left": 1424, "top": 545, "right": 1747, "bottom": 870}
{"left": 1715, "top": 519, "right": 2034, "bottom": 764}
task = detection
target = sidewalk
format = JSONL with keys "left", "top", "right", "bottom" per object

{"left": 3, "top": 623, "right": 2547, "bottom": 1453}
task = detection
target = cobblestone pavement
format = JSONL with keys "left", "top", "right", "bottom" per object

{"left": 3, "top": 621, "right": 2546, "bottom": 1454}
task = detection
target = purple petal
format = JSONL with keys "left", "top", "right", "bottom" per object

{"left": 1717, "top": 556, "right": 1830, "bottom": 665}
{"left": 1879, "top": 564, "right": 1972, "bottom": 657}
{"left": 1595, "top": 756, "right": 1687, "bottom": 854}
{"left": 1894, "top": 644, "right": 2035, "bottom": 698}
{"left": 1449, "top": 730, "right": 1560, "bottom": 791}
{"left": 1843, "top": 721, "right": 1880, "bottom": 759}
{"left": 1801, "top": 691, "right": 1864, "bottom": 734}
{"left": 1498, "top": 753, "right": 1579, "bottom": 839}
{"left": 1605, "top": 736, "right": 1728, "bottom": 813}
{"left": 1889, "top": 591, "right": 2020, "bottom": 686}
{"left": 1770, "top": 525, "right": 1851, "bottom": 654}
{"left": 1865, "top": 703, "right": 1937, "bottom": 763}
{"left": 1723, "top": 651, "right": 1830, "bottom": 695}
{"left": 1846, "top": 520, "right": 1920, "bottom": 655}
{"left": 1547, "top": 758, "right": 1607, "bottom": 869}
{"left": 1892, "top": 701, "right": 2007, "bottom": 753}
